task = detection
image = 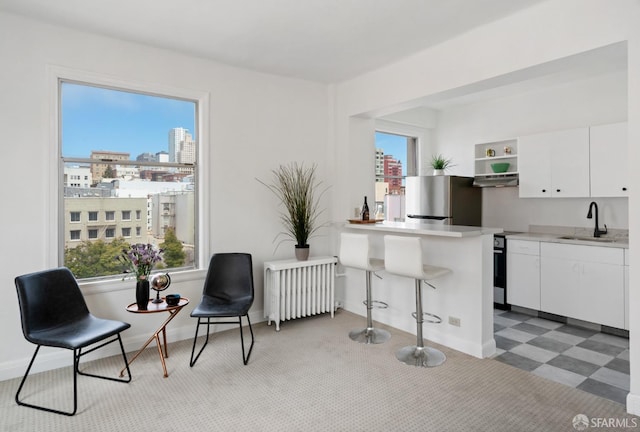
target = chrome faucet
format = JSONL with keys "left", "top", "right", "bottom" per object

{"left": 587, "top": 201, "right": 608, "bottom": 238}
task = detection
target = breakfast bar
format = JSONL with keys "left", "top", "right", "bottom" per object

{"left": 341, "top": 221, "right": 501, "bottom": 359}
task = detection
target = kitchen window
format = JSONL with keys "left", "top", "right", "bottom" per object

{"left": 50, "top": 67, "right": 210, "bottom": 281}
{"left": 374, "top": 127, "right": 418, "bottom": 221}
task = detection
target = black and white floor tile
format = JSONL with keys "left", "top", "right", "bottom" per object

{"left": 492, "top": 309, "right": 630, "bottom": 405}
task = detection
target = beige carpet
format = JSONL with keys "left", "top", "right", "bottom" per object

{"left": 1, "top": 310, "right": 635, "bottom": 432}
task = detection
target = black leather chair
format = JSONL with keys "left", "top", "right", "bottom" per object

{"left": 14, "top": 267, "right": 132, "bottom": 416}
{"left": 190, "top": 253, "right": 255, "bottom": 367}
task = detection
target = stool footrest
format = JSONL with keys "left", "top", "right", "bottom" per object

{"left": 362, "top": 300, "right": 389, "bottom": 309}
{"left": 411, "top": 311, "right": 442, "bottom": 324}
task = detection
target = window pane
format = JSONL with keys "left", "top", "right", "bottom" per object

{"left": 60, "top": 82, "right": 197, "bottom": 280}
{"left": 375, "top": 131, "right": 415, "bottom": 221}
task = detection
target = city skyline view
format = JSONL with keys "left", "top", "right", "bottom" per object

{"left": 375, "top": 131, "right": 407, "bottom": 174}
{"left": 61, "top": 82, "right": 196, "bottom": 159}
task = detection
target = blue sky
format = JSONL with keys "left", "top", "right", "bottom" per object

{"left": 375, "top": 131, "right": 407, "bottom": 172}
{"left": 61, "top": 82, "right": 196, "bottom": 159}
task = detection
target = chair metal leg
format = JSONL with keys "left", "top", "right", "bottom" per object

{"left": 190, "top": 318, "right": 211, "bottom": 367}
{"left": 190, "top": 315, "right": 255, "bottom": 367}
{"left": 16, "top": 334, "right": 131, "bottom": 416}
{"left": 239, "top": 314, "right": 255, "bottom": 365}
{"left": 395, "top": 279, "right": 446, "bottom": 368}
{"left": 349, "top": 270, "right": 391, "bottom": 344}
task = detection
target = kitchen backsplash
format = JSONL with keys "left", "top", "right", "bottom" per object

{"left": 529, "top": 224, "right": 629, "bottom": 241}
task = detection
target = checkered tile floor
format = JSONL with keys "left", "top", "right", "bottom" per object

{"left": 492, "top": 309, "right": 630, "bottom": 405}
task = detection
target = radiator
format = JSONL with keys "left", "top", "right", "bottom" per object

{"left": 264, "top": 256, "right": 337, "bottom": 331}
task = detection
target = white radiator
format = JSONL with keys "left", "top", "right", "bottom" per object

{"left": 264, "top": 256, "right": 337, "bottom": 331}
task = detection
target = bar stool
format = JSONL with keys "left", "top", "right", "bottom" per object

{"left": 383, "top": 235, "right": 451, "bottom": 367}
{"left": 339, "top": 232, "right": 391, "bottom": 344}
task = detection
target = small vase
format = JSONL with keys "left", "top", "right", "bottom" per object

{"left": 433, "top": 169, "right": 444, "bottom": 176}
{"left": 136, "top": 279, "right": 150, "bottom": 310}
{"left": 295, "top": 245, "right": 310, "bottom": 261}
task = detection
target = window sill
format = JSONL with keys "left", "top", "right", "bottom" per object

{"left": 79, "top": 268, "right": 208, "bottom": 296}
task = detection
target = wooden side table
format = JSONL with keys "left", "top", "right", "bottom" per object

{"left": 119, "top": 297, "right": 189, "bottom": 378}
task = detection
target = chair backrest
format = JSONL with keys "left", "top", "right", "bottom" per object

{"left": 384, "top": 235, "right": 425, "bottom": 280}
{"left": 15, "top": 267, "right": 90, "bottom": 342}
{"left": 202, "top": 253, "right": 254, "bottom": 302}
{"left": 339, "top": 233, "right": 373, "bottom": 270}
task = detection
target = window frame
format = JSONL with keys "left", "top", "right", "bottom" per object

{"left": 47, "top": 65, "right": 211, "bottom": 288}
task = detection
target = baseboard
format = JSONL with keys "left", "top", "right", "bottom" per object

{"left": 627, "top": 392, "right": 640, "bottom": 416}
{"left": 0, "top": 309, "right": 266, "bottom": 382}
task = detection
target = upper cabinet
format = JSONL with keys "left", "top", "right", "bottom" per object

{"left": 590, "top": 122, "right": 628, "bottom": 197}
{"left": 518, "top": 127, "right": 590, "bottom": 198}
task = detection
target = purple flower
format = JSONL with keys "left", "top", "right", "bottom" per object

{"left": 117, "top": 243, "right": 164, "bottom": 281}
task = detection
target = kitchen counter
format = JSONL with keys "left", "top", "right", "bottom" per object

{"left": 506, "top": 232, "right": 628, "bottom": 249}
{"left": 345, "top": 220, "right": 503, "bottom": 237}
{"left": 341, "top": 221, "right": 496, "bottom": 359}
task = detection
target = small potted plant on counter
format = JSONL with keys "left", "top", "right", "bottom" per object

{"left": 258, "top": 162, "right": 329, "bottom": 260}
{"left": 430, "top": 154, "right": 454, "bottom": 175}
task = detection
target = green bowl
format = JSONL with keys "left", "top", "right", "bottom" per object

{"left": 491, "top": 162, "right": 510, "bottom": 173}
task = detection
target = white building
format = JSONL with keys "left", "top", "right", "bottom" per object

{"left": 168, "top": 127, "right": 189, "bottom": 163}
{"left": 64, "top": 165, "right": 92, "bottom": 188}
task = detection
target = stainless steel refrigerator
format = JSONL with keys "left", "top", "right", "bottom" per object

{"left": 405, "top": 175, "right": 482, "bottom": 226}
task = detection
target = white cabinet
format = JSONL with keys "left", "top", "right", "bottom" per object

{"left": 507, "top": 240, "right": 540, "bottom": 310}
{"left": 590, "top": 122, "right": 628, "bottom": 197}
{"left": 540, "top": 242, "right": 624, "bottom": 329}
{"left": 624, "top": 249, "right": 629, "bottom": 330}
{"left": 518, "top": 127, "right": 590, "bottom": 198}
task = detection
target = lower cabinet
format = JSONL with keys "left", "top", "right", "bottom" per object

{"left": 625, "top": 249, "right": 629, "bottom": 330}
{"left": 507, "top": 240, "right": 540, "bottom": 310}
{"left": 540, "top": 243, "right": 624, "bottom": 329}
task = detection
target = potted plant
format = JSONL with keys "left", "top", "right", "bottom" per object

{"left": 258, "top": 162, "right": 328, "bottom": 260}
{"left": 117, "top": 243, "right": 164, "bottom": 310}
{"left": 430, "top": 154, "right": 454, "bottom": 175}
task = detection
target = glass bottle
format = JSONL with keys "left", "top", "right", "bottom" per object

{"left": 361, "top": 196, "right": 370, "bottom": 221}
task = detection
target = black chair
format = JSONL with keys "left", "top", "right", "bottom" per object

{"left": 190, "top": 253, "right": 255, "bottom": 367}
{"left": 14, "top": 267, "right": 132, "bottom": 416}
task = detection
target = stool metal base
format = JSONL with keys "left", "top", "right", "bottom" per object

{"left": 349, "top": 327, "right": 391, "bottom": 344}
{"left": 396, "top": 345, "right": 446, "bottom": 367}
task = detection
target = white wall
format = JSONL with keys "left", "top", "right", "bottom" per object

{"left": 434, "top": 70, "right": 628, "bottom": 231}
{"left": 0, "top": 11, "right": 331, "bottom": 380}
{"left": 332, "top": 0, "right": 640, "bottom": 415}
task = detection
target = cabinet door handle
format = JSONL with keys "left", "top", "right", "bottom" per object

{"left": 623, "top": 187, "right": 628, "bottom": 191}
{"left": 542, "top": 189, "right": 546, "bottom": 193}
{"left": 556, "top": 189, "right": 561, "bottom": 192}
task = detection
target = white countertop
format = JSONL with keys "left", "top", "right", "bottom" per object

{"left": 506, "top": 232, "right": 629, "bottom": 249}
{"left": 344, "top": 220, "right": 502, "bottom": 238}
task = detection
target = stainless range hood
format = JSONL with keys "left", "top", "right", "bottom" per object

{"left": 473, "top": 173, "right": 519, "bottom": 188}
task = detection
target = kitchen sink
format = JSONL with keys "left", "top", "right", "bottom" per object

{"left": 558, "top": 235, "right": 617, "bottom": 243}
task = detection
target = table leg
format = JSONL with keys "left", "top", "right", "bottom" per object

{"left": 155, "top": 333, "right": 168, "bottom": 378}
{"left": 119, "top": 306, "right": 184, "bottom": 378}
{"left": 163, "top": 326, "right": 169, "bottom": 358}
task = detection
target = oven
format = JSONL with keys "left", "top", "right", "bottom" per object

{"left": 493, "top": 233, "right": 509, "bottom": 310}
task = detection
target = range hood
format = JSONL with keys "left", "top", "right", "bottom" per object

{"left": 473, "top": 173, "right": 519, "bottom": 188}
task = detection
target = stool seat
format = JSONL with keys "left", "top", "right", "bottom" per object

{"left": 384, "top": 235, "right": 450, "bottom": 368}
{"left": 339, "top": 233, "right": 390, "bottom": 345}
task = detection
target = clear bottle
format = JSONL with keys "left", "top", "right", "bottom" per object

{"left": 361, "top": 196, "right": 370, "bottom": 221}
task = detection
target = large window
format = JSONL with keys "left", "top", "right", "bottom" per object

{"left": 59, "top": 80, "right": 199, "bottom": 280}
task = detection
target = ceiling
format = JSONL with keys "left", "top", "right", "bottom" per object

{"left": 0, "top": 0, "right": 547, "bottom": 83}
